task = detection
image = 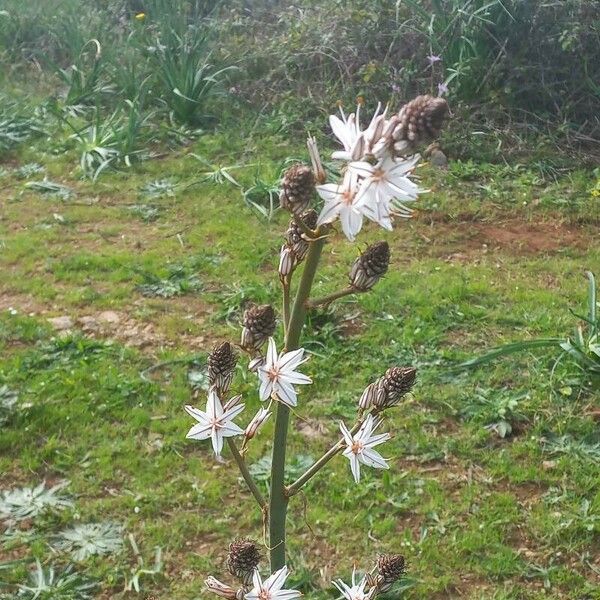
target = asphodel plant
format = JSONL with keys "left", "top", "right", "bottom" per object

{"left": 185, "top": 95, "right": 449, "bottom": 599}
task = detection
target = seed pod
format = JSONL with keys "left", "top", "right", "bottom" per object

{"left": 375, "top": 367, "right": 417, "bottom": 409}
{"left": 241, "top": 304, "right": 277, "bottom": 352}
{"left": 376, "top": 554, "right": 406, "bottom": 593}
{"left": 349, "top": 241, "right": 390, "bottom": 291}
{"left": 394, "top": 95, "right": 449, "bottom": 145}
{"left": 205, "top": 576, "right": 239, "bottom": 599}
{"left": 227, "top": 539, "right": 262, "bottom": 586}
{"left": 208, "top": 341, "right": 238, "bottom": 395}
{"left": 285, "top": 209, "right": 318, "bottom": 263}
{"left": 278, "top": 244, "right": 296, "bottom": 278}
{"left": 279, "top": 164, "right": 315, "bottom": 214}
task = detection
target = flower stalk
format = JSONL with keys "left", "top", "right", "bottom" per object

{"left": 227, "top": 438, "right": 267, "bottom": 510}
{"left": 269, "top": 234, "right": 326, "bottom": 571}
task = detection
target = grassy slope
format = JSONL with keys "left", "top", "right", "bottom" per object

{"left": 0, "top": 125, "right": 599, "bottom": 599}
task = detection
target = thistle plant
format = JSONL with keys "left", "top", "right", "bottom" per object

{"left": 183, "top": 94, "right": 449, "bottom": 597}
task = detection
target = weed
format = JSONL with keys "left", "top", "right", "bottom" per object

{"left": 0, "top": 482, "right": 73, "bottom": 523}
{"left": 10, "top": 559, "right": 97, "bottom": 600}
{"left": 55, "top": 522, "right": 123, "bottom": 561}
{"left": 24, "top": 180, "right": 74, "bottom": 200}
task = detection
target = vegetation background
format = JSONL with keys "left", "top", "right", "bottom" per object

{"left": 0, "top": 1, "right": 598, "bottom": 599}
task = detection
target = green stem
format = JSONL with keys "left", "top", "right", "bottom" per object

{"left": 227, "top": 438, "right": 267, "bottom": 509}
{"left": 269, "top": 236, "right": 326, "bottom": 571}
{"left": 282, "top": 279, "right": 291, "bottom": 338}
{"left": 307, "top": 286, "right": 358, "bottom": 309}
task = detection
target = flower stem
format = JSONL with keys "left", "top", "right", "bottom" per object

{"left": 227, "top": 438, "right": 267, "bottom": 509}
{"left": 285, "top": 420, "right": 364, "bottom": 497}
{"left": 282, "top": 278, "right": 291, "bottom": 338}
{"left": 306, "top": 286, "right": 358, "bottom": 309}
{"left": 269, "top": 235, "right": 326, "bottom": 572}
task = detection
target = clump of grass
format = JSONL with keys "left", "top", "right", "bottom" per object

{"left": 0, "top": 481, "right": 73, "bottom": 523}
{"left": 462, "top": 271, "right": 600, "bottom": 379}
{"left": 55, "top": 522, "right": 123, "bottom": 561}
{"left": 0, "top": 99, "right": 45, "bottom": 155}
{"left": 0, "top": 385, "right": 19, "bottom": 426}
{"left": 11, "top": 559, "right": 97, "bottom": 600}
{"left": 135, "top": 263, "right": 202, "bottom": 298}
{"left": 139, "top": 178, "right": 177, "bottom": 199}
{"left": 24, "top": 179, "right": 75, "bottom": 200}
{"left": 14, "top": 163, "right": 45, "bottom": 179}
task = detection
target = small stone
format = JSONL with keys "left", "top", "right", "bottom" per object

{"left": 48, "top": 316, "right": 74, "bottom": 330}
{"left": 98, "top": 311, "right": 121, "bottom": 324}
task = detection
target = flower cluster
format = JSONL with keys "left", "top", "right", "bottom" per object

{"left": 205, "top": 540, "right": 406, "bottom": 599}
{"left": 280, "top": 96, "right": 448, "bottom": 242}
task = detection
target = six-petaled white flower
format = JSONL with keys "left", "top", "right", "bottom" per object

{"left": 258, "top": 338, "right": 312, "bottom": 407}
{"left": 340, "top": 414, "right": 391, "bottom": 483}
{"left": 316, "top": 171, "right": 363, "bottom": 241}
{"left": 185, "top": 388, "right": 245, "bottom": 458}
{"left": 333, "top": 569, "right": 374, "bottom": 600}
{"left": 349, "top": 155, "right": 420, "bottom": 230}
{"left": 245, "top": 566, "right": 301, "bottom": 600}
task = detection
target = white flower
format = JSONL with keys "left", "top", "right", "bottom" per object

{"left": 333, "top": 569, "right": 374, "bottom": 600}
{"left": 245, "top": 566, "right": 301, "bottom": 600}
{"left": 185, "top": 388, "right": 245, "bottom": 458}
{"left": 329, "top": 106, "right": 362, "bottom": 160}
{"left": 258, "top": 338, "right": 312, "bottom": 407}
{"left": 316, "top": 171, "right": 363, "bottom": 241}
{"left": 205, "top": 576, "right": 238, "bottom": 599}
{"left": 349, "top": 155, "right": 420, "bottom": 230}
{"left": 340, "top": 414, "right": 390, "bottom": 483}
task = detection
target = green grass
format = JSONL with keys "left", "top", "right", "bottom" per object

{"left": 0, "top": 112, "right": 599, "bottom": 600}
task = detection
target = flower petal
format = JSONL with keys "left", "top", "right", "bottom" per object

{"left": 220, "top": 422, "right": 245, "bottom": 437}
{"left": 184, "top": 405, "right": 208, "bottom": 423}
{"left": 258, "top": 374, "right": 273, "bottom": 402}
{"left": 266, "top": 337, "right": 278, "bottom": 367}
{"left": 186, "top": 423, "right": 212, "bottom": 440}
{"left": 264, "top": 566, "right": 289, "bottom": 592}
{"left": 278, "top": 348, "right": 305, "bottom": 370}
{"left": 349, "top": 454, "right": 361, "bottom": 483}
{"left": 359, "top": 447, "right": 389, "bottom": 470}
{"left": 275, "top": 379, "right": 298, "bottom": 407}
{"left": 317, "top": 199, "right": 342, "bottom": 226}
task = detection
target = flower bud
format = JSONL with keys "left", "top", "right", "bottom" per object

{"left": 349, "top": 241, "right": 390, "bottom": 291}
{"left": 223, "top": 394, "right": 243, "bottom": 412}
{"left": 248, "top": 356, "right": 265, "bottom": 373}
{"left": 374, "top": 367, "right": 417, "bottom": 409}
{"left": 244, "top": 407, "right": 271, "bottom": 440}
{"left": 358, "top": 380, "right": 384, "bottom": 410}
{"left": 279, "top": 163, "right": 315, "bottom": 214}
{"left": 208, "top": 341, "right": 238, "bottom": 395}
{"left": 307, "top": 136, "right": 326, "bottom": 184}
{"left": 376, "top": 554, "right": 406, "bottom": 593}
{"left": 205, "top": 576, "right": 239, "bottom": 599}
{"left": 285, "top": 209, "right": 318, "bottom": 263}
{"left": 227, "top": 539, "right": 262, "bottom": 586}
{"left": 278, "top": 244, "right": 296, "bottom": 278}
{"left": 241, "top": 304, "right": 277, "bottom": 352}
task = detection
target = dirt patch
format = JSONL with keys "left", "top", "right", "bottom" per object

{"left": 413, "top": 214, "right": 596, "bottom": 260}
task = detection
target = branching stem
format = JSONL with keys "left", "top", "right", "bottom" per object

{"left": 307, "top": 286, "right": 359, "bottom": 308}
{"left": 227, "top": 438, "right": 267, "bottom": 509}
{"left": 286, "top": 420, "right": 364, "bottom": 497}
